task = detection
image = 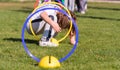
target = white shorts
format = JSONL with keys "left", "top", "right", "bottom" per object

{"left": 26, "top": 14, "right": 57, "bottom": 37}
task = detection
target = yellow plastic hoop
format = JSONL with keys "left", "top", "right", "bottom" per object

{"left": 29, "top": 2, "right": 72, "bottom": 43}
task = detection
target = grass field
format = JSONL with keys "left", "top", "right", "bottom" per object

{"left": 0, "top": 2, "right": 120, "bottom": 70}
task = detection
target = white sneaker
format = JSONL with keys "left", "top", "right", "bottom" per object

{"left": 80, "top": 11, "right": 85, "bottom": 14}
{"left": 39, "top": 41, "right": 58, "bottom": 47}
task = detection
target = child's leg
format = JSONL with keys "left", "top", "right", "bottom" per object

{"left": 26, "top": 18, "right": 46, "bottom": 35}
{"left": 64, "top": 0, "right": 68, "bottom": 8}
{"left": 68, "top": 0, "right": 75, "bottom": 12}
{"left": 39, "top": 14, "right": 58, "bottom": 47}
{"left": 49, "top": 15, "right": 57, "bottom": 38}
{"left": 41, "top": 14, "right": 57, "bottom": 41}
{"left": 41, "top": 23, "right": 52, "bottom": 41}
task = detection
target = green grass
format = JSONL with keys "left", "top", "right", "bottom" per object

{"left": 0, "top": 2, "right": 120, "bottom": 70}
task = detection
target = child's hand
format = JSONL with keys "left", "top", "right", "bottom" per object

{"left": 70, "top": 35, "right": 76, "bottom": 45}
{"left": 40, "top": 12, "right": 61, "bottom": 32}
{"left": 51, "top": 22, "right": 61, "bottom": 32}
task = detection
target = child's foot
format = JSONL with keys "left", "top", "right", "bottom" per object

{"left": 80, "top": 11, "right": 85, "bottom": 14}
{"left": 39, "top": 40, "right": 58, "bottom": 47}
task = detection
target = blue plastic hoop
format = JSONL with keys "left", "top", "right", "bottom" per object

{"left": 21, "top": 7, "right": 79, "bottom": 63}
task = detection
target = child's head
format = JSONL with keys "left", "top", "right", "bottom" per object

{"left": 56, "top": 11, "right": 77, "bottom": 33}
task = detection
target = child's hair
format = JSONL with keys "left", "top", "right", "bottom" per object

{"left": 56, "top": 11, "right": 77, "bottom": 33}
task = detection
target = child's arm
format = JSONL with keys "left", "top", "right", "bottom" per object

{"left": 40, "top": 11, "right": 61, "bottom": 32}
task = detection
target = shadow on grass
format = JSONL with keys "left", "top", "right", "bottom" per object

{"left": 3, "top": 38, "right": 38, "bottom": 45}
{"left": 76, "top": 15, "right": 120, "bottom": 21}
{"left": 11, "top": 7, "right": 33, "bottom": 13}
{"left": 89, "top": 6, "right": 120, "bottom": 11}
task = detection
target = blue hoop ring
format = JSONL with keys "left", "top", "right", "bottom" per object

{"left": 21, "top": 7, "right": 79, "bottom": 62}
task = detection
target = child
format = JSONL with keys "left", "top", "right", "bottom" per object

{"left": 64, "top": 0, "right": 75, "bottom": 12}
{"left": 76, "top": 0, "right": 87, "bottom": 14}
{"left": 55, "top": 0, "right": 75, "bottom": 12}
{"left": 26, "top": 3, "right": 76, "bottom": 47}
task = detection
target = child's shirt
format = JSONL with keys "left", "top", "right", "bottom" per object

{"left": 31, "top": 4, "right": 61, "bottom": 21}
